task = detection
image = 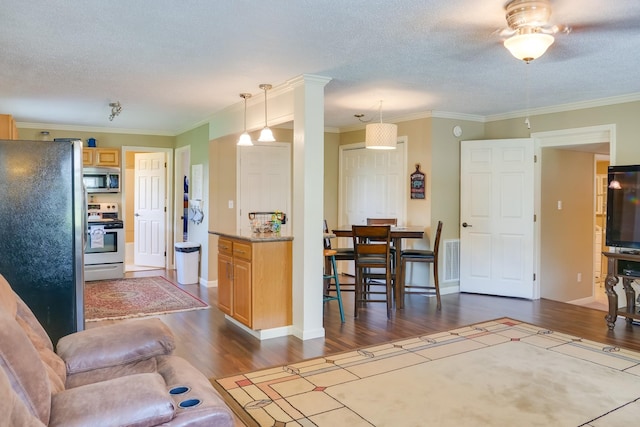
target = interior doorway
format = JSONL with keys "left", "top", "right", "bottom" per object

{"left": 533, "top": 125, "right": 614, "bottom": 304}
{"left": 121, "top": 146, "right": 174, "bottom": 272}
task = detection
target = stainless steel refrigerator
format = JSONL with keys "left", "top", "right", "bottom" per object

{"left": 0, "top": 139, "right": 85, "bottom": 344}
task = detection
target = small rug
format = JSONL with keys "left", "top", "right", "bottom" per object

{"left": 85, "top": 276, "right": 209, "bottom": 322}
{"left": 213, "top": 318, "right": 640, "bottom": 427}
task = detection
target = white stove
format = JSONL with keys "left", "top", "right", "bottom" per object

{"left": 84, "top": 203, "right": 124, "bottom": 281}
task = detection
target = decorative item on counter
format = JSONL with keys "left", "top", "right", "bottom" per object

{"left": 271, "top": 211, "right": 282, "bottom": 233}
{"left": 248, "top": 211, "right": 286, "bottom": 235}
{"left": 87, "top": 137, "right": 97, "bottom": 147}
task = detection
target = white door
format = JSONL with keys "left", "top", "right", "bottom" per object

{"left": 459, "top": 139, "right": 535, "bottom": 298}
{"left": 134, "top": 152, "right": 166, "bottom": 267}
{"left": 238, "top": 143, "right": 291, "bottom": 234}
{"left": 340, "top": 144, "right": 405, "bottom": 225}
{"left": 337, "top": 141, "right": 406, "bottom": 273}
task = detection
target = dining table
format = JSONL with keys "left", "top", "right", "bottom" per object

{"left": 331, "top": 225, "right": 425, "bottom": 309}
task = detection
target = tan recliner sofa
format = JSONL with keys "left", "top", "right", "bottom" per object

{"left": 0, "top": 274, "right": 234, "bottom": 427}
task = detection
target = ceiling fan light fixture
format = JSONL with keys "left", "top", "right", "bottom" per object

{"left": 257, "top": 83, "right": 276, "bottom": 142}
{"left": 504, "top": 31, "right": 554, "bottom": 63}
{"left": 237, "top": 93, "right": 253, "bottom": 146}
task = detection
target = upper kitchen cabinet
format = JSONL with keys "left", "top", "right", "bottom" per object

{"left": 0, "top": 114, "right": 19, "bottom": 140}
{"left": 83, "top": 148, "right": 120, "bottom": 167}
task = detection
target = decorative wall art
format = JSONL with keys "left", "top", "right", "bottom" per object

{"left": 410, "top": 164, "right": 425, "bottom": 199}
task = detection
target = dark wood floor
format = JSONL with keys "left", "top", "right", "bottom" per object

{"left": 89, "top": 269, "right": 640, "bottom": 380}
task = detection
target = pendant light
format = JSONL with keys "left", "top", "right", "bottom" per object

{"left": 237, "top": 93, "right": 253, "bottom": 146}
{"left": 258, "top": 84, "right": 275, "bottom": 142}
{"left": 365, "top": 100, "right": 397, "bottom": 150}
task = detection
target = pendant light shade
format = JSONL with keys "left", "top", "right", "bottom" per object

{"left": 365, "top": 101, "right": 397, "bottom": 150}
{"left": 258, "top": 83, "right": 275, "bottom": 142}
{"left": 237, "top": 93, "right": 253, "bottom": 146}
{"left": 366, "top": 123, "right": 398, "bottom": 150}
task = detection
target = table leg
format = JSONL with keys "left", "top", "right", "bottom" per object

{"left": 604, "top": 258, "right": 618, "bottom": 329}
{"left": 394, "top": 237, "right": 403, "bottom": 310}
{"left": 623, "top": 277, "right": 637, "bottom": 324}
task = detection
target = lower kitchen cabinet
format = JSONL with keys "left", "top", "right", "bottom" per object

{"left": 216, "top": 235, "right": 292, "bottom": 330}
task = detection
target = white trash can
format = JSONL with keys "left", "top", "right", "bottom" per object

{"left": 175, "top": 242, "right": 201, "bottom": 284}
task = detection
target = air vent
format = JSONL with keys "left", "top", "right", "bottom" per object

{"left": 443, "top": 239, "right": 460, "bottom": 282}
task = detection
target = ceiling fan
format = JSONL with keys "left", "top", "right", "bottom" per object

{"left": 498, "top": 0, "right": 571, "bottom": 63}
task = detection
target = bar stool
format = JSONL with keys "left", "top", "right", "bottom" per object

{"left": 323, "top": 249, "right": 345, "bottom": 323}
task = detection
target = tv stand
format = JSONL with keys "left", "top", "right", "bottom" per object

{"left": 603, "top": 251, "right": 640, "bottom": 329}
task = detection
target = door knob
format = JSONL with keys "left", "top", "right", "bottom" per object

{"left": 134, "top": 213, "right": 140, "bottom": 217}
{"left": 462, "top": 222, "right": 472, "bottom": 228}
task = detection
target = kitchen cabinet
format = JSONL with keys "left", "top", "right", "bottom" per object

{"left": 215, "top": 234, "right": 292, "bottom": 330}
{"left": 83, "top": 147, "right": 120, "bottom": 167}
{"left": 0, "top": 114, "right": 19, "bottom": 140}
{"left": 217, "top": 240, "right": 233, "bottom": 315}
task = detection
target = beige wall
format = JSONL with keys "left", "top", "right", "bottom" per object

{"left": 540, "top": 148, "right": 594, "bottom": 301}
{"left": 323, "top": 132, "right": 341, "bottom": 229}
{"left": 486, "top": 101, "right": 640, "bottom": 165}
{"left": 19, "top": 98, "right": 640, "bottom": 299}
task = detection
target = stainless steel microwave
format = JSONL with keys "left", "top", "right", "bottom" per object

{"left": 83, "top": 167, "right": 120, "bottom": 193}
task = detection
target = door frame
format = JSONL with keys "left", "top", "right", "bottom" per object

{"left": 174, "top": 145, "right": 190, "bottom": 252}
{"left": 337, "top": 136, "right": 408, "bottom": 227}
{"left": 121, "top": 146, "right": 174, "bottom": 269}
{"left": 532, "top": 124, "right": 616, "bottom": 300}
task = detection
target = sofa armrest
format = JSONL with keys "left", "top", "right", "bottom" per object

{"left": 50, "top": 372, "right": 175, "bottom": 427}
{"left": 56, "top": 318, "right": 175, "bottom": 374}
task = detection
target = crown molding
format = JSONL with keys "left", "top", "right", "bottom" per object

{"left": 16, "top": 121, "right": 176, "bottom": 137}
{"left": 486, "top": 92, "right": 640, "bottom": 122}
{"left": 337, "top": 110, "right": 485, "bottom": 133}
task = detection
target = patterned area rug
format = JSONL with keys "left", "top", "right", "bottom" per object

{"left": 213, "top": 318, "right": 640, "bottom": 426}
{"left": 85, "top": 276, "right": 209, "bottom": 322}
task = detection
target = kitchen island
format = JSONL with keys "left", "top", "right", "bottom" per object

{"left": 209, "top": 230, "right": 293, "bottom": 340}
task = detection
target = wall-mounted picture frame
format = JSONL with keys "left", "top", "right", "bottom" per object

{"left": 410, "top": 164, "right": 425, "bottom": 199}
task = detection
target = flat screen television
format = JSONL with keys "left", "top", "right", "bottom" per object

{"left": 606, "top": 164, "right": 640, "bottom": 250}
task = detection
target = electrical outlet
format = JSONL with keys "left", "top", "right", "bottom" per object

{"left": 228, "top": 200, "right": 234, "bottom": 209}
{"left": 577, "top": 273, "right": 582, "bottom": 282}
{"left": 557, "top": 200, "right": 562, "bottom": 210}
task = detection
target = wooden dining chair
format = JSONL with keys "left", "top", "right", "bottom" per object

{"left": 398, "top": 221, "right": 443, "bottom": 310}
{"left": 352, "top": 225, "right": 393, "bottom": 319}
{"left": 366, "top": 218, "right": 398, "bottom": 276}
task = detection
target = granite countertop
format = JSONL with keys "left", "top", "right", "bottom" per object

{"left": 209, "top": 230, "right": 293, "bottom": 242}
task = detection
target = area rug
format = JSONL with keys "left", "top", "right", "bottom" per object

{"left": 213, "top": 318, "right": 640, "bottom": 427}
{"left": 85, "top": 276, "right": 209, "bottom": 322}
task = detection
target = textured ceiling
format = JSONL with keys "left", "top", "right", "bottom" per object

{"left": 1, "top": 0, "right": 639, "bottom": 135}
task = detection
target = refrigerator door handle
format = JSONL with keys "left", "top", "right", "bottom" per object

{"left": 83, "top": 186, "right": 88, "bottom": 251}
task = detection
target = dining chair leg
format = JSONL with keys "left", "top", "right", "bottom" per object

{"left": 434, "top": 259, "right": 441, "bottom": 310}
{"left": 323, "top": 250, "right": 345, "bottom": 323}
{"left": 398, "top": 257, "right": 406, "bottom": 310}
{"left": 354, "top": 266, "right": 361, "bottom": 318}
{"left": 330, "top": 255, "right": 345, "bottom": 322}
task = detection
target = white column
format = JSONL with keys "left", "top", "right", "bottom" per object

{"left": 289, "top": 74, "right": 332, "bottom": 340}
